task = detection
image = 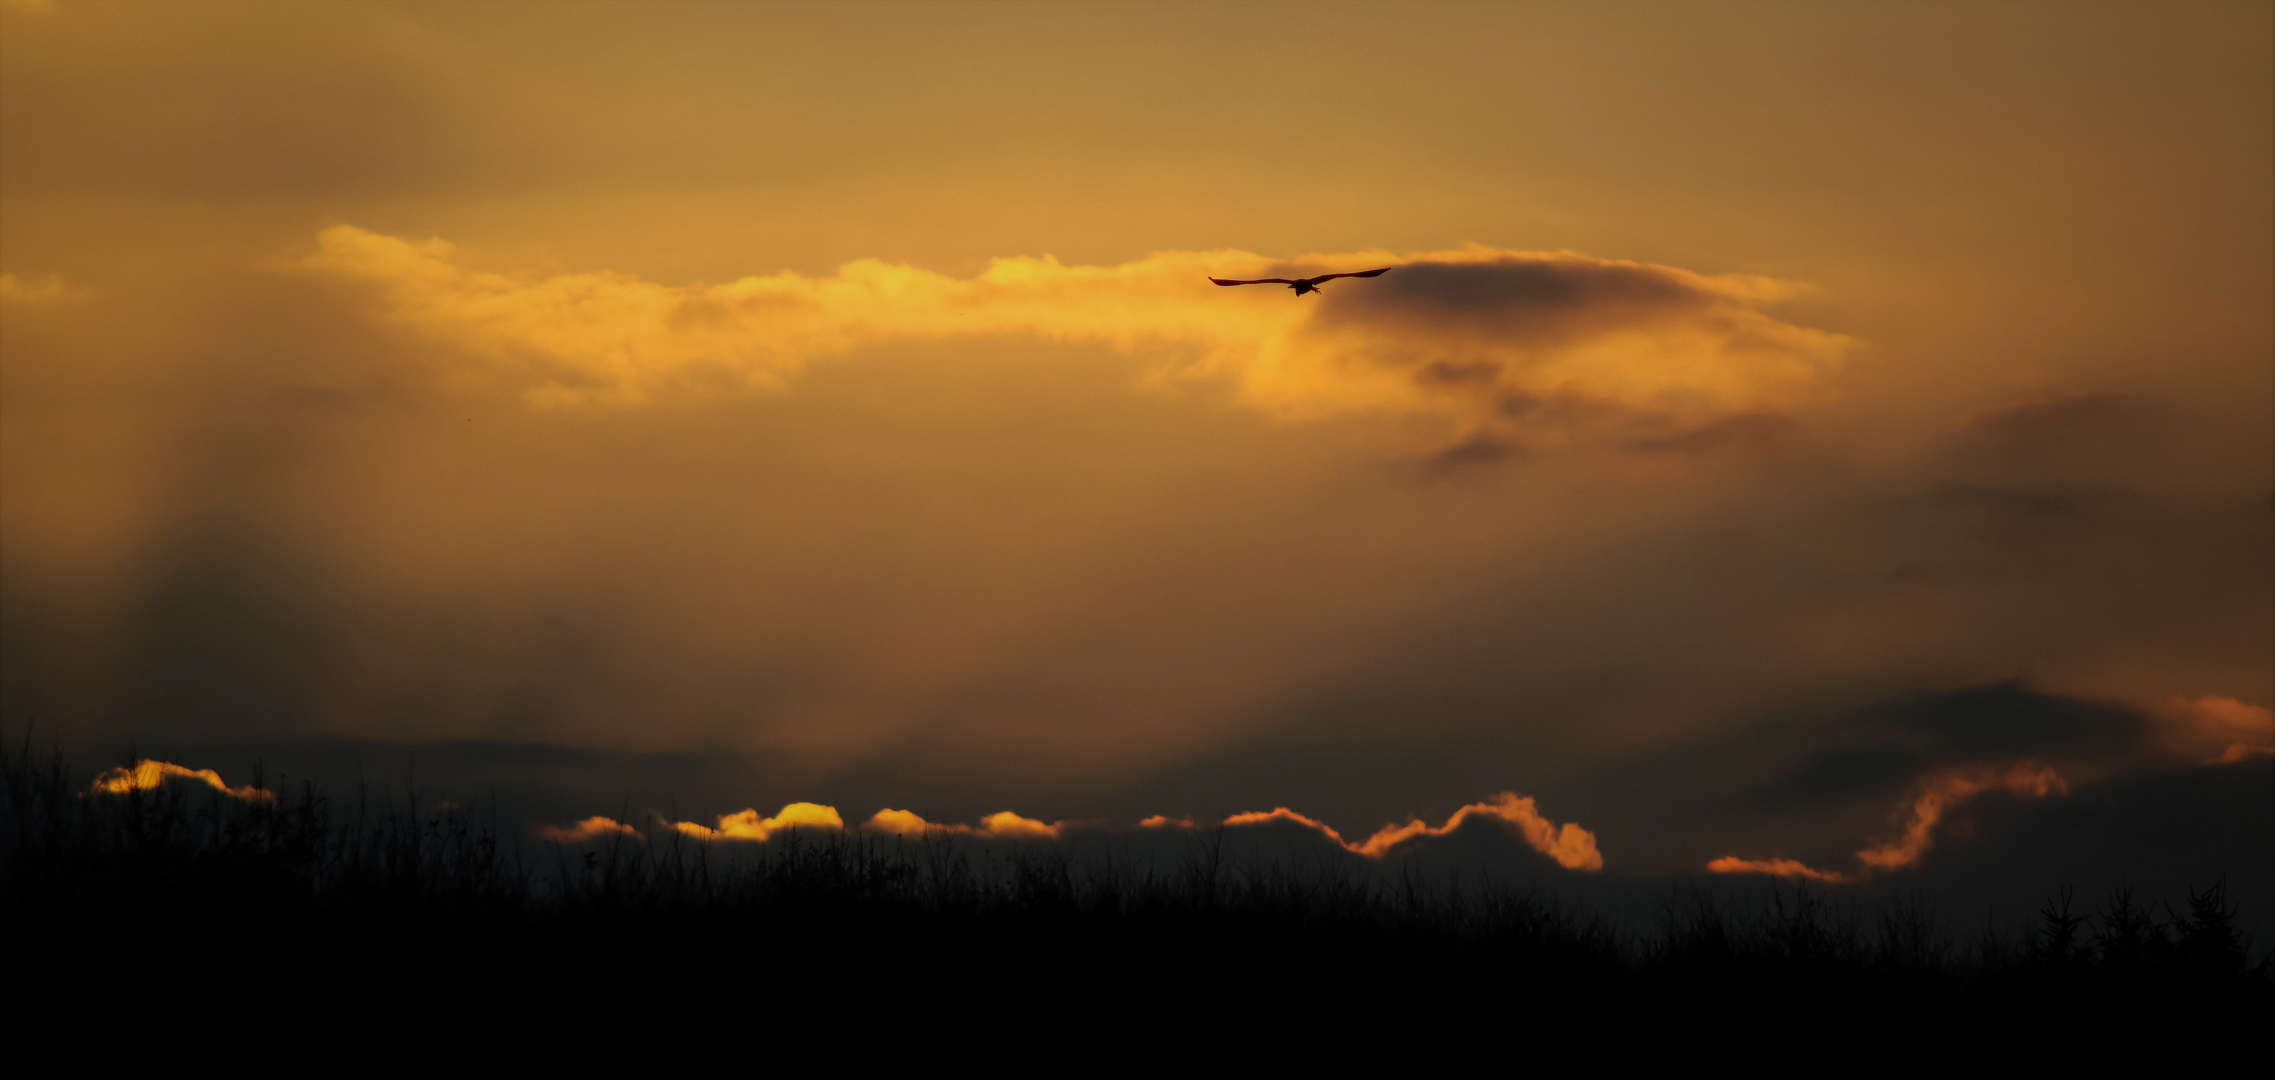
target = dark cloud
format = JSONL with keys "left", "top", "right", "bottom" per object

{"left": 1953, "top": 394, "right": 2168, "bottom": 456}
{"left": 1929, "top": 481, "right": 2144, "bottom": 519}
{"left": 1310, "top": 256, "right": 1714, "bottom": 347}
{"left": 1273, "top": 254, "right": 1845, "bottom": 463}
{"left": 1885, "top": 758, "right": 2274, "bottom": 941}
{"left": 1423, "top": 433, "right": 1523, "bottom": 473}
{"left": 1754, "top": 746, "right": 1924, "bottom": 805}
{"left": 1739, "top": 683, "right": 2150, "bottom": 809}
{"left": 1625, "top": 413, "right": 1804, "bottom": 456}
{"left": 1426, "top": 398, "right": 1805, "bottom": 470}
{"left": 1413, "top": 360, "right": 1503, "bottom": 387}
{"left": 1865, "top": 681, "right": 2147, "bottom": 762}
{"left": 1941, "top": 394, "right": 2185, "bottom": 491}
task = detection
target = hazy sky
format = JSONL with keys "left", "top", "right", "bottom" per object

{"left": 3, "top": 1, "right": 2268, "bottom": 881}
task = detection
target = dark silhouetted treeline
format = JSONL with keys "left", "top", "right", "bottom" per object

{"left": 4, "top": 741, "right": 2264, "bottom": 1057}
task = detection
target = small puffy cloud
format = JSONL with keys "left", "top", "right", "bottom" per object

{"left": 90, "top": 759, "right": 272, "bottom": 802}
{"left": 863, "top": 808, "right": 1062, "bottom": 839}
{"left": 536, "top": 816, "right": 641, "bottom": 843}
{"left": 975, "top": 811, "right": 1060, "bottom": 839}
{"left": 864, "top": 808, "right": 932, "bottom": 837}
{"left": 641, "top": 804, "right": 1070, "bottom": 841}
{"left": 670, "top": 802, "right": 845, "bottom": 841}
{"left": 303, "top": 228, "right": 1849, "bottom": 450}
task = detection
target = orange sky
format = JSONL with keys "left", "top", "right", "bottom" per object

{"left": 3, "top": 1, "right": 2269, "bottom": 874}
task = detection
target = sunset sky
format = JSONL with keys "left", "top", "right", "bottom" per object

{"left": 4, "top": 1, "right": 2268, "bottom": 894}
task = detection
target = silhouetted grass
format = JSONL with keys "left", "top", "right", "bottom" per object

{"left": 4, "top": 739, "right": 2264, "bottom": 1052}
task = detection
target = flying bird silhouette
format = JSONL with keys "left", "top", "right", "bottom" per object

{"left": 1209, "top": 267, "right": 1393, "bottom": 295}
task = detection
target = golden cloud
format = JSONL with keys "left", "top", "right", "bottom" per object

{"left": 1216, "top": 792, "right": 1603, "bottom": 870}
{"left": 90, "top": 759, "right": 273, "bottom": 802}
{"left": 863, "top": 808, "right": 1062, "bottom": 839}
{"left": 535, "top": 816, "right": 641, "bottom": 843}
{"left": 660, "top": 804, "right": 1064, "bottom": 842}
{"left": 599, "top": 792, "right": 1597, "bottom": 864}
{"left": 303, "top": 228, "right": 1849, "bottom": 440}
{"left": 1220, "top": 806, "right": 1354, "bottom": 842}
{"left": 669, "top": 802, "right": 846, "bottom": 841}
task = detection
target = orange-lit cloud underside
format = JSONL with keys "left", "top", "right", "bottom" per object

{"left": 1704, "top": 857, "right": 1853, "bottom": 884}
{"left": 1216, "top": 793, "right": 1602, "bottom": 869}
{"left": 1719, "top": 698, "right": 2275, "bottom": 883}
{"left": 1703, "top": 697, "right": 2275, "bottom": 884}
{"left": 1710, "top": 762, "right": 2068, "bottom": 883}
{"left": 669, "top": 802, "right": 846, "bottom": 841}
{"left": 2160, "top": 695, "right": 2275, "bottom": 764}
{"left": 563, "top": 791, "right": 1603, "bottom": 870}
{"left": 90, "top": 760, "right": 272, "bottom": 802}
{"left": 85, "top": 760, "right": 1597, "bottom": 868}
{"left": 535, "top": 816, "right": 640, "bottom": 843}
{"left": 865, "top": 808, "right": 1061, "bottom": 840}
{"left": 635, "top": 805, "right": 1061, "bottom": 843}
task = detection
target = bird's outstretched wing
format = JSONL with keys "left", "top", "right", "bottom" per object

{"left": 1303, "top": 267, "right": 1394, "bottom": 284}
{"left": 1210, "top": 277, "right": 1298, "bottom": 286}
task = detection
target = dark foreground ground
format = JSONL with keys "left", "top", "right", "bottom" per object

{"left": 5, "top": 745, "right": 2265, "bottom": 1061}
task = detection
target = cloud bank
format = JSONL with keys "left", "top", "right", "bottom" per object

{"left": 547, "top": 789, "right": 1599, "bottom": 870}
{"left": 304, "top": 228, "right": 1849, "bottom": 448}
